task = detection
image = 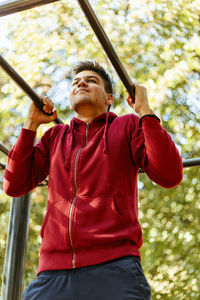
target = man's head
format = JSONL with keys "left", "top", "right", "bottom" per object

{"left": 72, "top": 60, "right": 113, "bottom": 95}
{"left": 70, "top": 60, "right": 114, "bottom": 116}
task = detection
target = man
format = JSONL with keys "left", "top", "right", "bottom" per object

{"left": 3, "top": 60, "right": 183, "bottom": 300}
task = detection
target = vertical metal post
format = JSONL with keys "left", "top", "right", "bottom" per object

{"left": 1, "top": 193, "right": 31, "bottom": 300}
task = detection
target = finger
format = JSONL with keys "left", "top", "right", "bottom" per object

{"left": 126, "top": 96, "right": 134, "bottom": 108}
{"left": 127, "top": 95, "right": 134, "bottom": 105}
{"left": 42, "top": 97, "right": 53, "bottom": 106}
{"left": 42, "top": 97, "right": 48, "bottom": 104}
{"left": 42, "top": 97, "right": 54, "bottom": 114}
{"left": 43, "top": 105, "right": 54, "bottom": 114}
{"left": 46, "top": 97, "right": 53, "bottom": 105}
{"left": 48, "top": 110, "right": 57, "bottom": 121}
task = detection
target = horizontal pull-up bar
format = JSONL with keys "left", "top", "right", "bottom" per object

{"left": 182, "top": 157, "right": 200, "bottom": 168}
{"left": 0, "top": 0, "right": 60, "bottom": 17}
{"left": 1, "top": 137, "right": 199, "bottom": 169}
{"left": 0, "top": 0, "right": 136, "bottom": 102}
{"left": 0, "top": 55, "right": 64, "bottom": 125}
{"left": 0, "top": 142, "right": 49, "bottom": 187}
{"left": 77, "top": 0, "right": 135, "bottom": 102}
{"left": 0, "top": 142, "right": 9, "bottom": 156}
{"left": 0, "top": 162, "right": 6, "bottom": 170}
{"left": 138, "top": 158, "right": 200, "bottom": 173}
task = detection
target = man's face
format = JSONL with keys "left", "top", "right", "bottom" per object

{"left": 70, "top": 70, "right": 113, "bottom": 114}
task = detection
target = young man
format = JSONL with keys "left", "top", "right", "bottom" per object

{"left": 3, "top": 60, "right": 183, "bottom": 300}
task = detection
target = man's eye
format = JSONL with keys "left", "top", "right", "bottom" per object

{"left": 72, "top": 82, "right": 78, "bottom": 86}
{"left": 88, "top": 79, "right": 96, "bottom": 83}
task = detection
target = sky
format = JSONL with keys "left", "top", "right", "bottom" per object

{"left": 0, "top": 0, "right": 199, "bottom": 113}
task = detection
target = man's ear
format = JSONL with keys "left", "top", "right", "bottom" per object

{"left": 106, "top": 94, "right": 114, "bottom": 106}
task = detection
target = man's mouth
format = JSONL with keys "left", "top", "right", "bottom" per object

{"left": 76, "top": 89, "right": 89, "bottom": 94}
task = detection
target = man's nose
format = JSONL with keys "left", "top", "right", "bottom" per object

{"left": 78, "top": 79, "right": 88, "bottom": 87}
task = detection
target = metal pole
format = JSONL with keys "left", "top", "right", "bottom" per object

{"left": 182, "top": 158, "right": 200, "bottom": 168}
{"left": 139, "top": 158, "right": 200, "bottom": 173}
{"left": 0, "top": 162, "right": 6, "bottom": 170}
{"left": 0, "top": 142, "right": 9, "bottom": 156}
{"left": 0, "top": 55, "right": 64, "bottom": 125}
{"left": 1, "top": 135, "right": 200, "bottom": 170}
{"left": 0, "top": 158, "right": 199, "bottom": 173}
{"left": 1, "top": 193, "right": 31, "bottom": 300}
{"left": 77, "top": 0, "right": 135, "bottom": 102}
{"left": 0, "top": 0, "right": 60, "bottom": 17}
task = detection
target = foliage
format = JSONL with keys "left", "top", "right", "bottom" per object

{"left": 0, "top": 0, "right": 199, "bottom": 299}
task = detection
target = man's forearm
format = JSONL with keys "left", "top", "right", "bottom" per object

{"left": 141, "top": 117, "right": 183, "bottom": 188}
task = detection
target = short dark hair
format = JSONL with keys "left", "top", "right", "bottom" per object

{"left": 72, "top": 60, "right": 113, "bottom": 95}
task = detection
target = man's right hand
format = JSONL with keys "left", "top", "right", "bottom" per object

{"left": 23, "top": 97, "right": 57, "bottom": 131}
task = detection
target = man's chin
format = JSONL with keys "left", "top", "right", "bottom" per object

{"left": 72, "top": 99, "right": 93, "bottom": 112}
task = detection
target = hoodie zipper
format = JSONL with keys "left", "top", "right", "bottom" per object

{"left": 69, "top": 122, "right": 89, "bottom": 269}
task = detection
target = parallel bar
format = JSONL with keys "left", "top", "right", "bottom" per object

{"left": 0, "top": 162, "right": 6, "bottom": 170}
{"left": 139, "top": 158, "right": 200, "bottom": 173}
{"left": 182, "top": 158, "right": 200, "bottom": 168}
{"left": 1, "top": 159, "right": 198, "bottom": 173}
{"left": 0, "top": 0, "right": 60, "bottom": 17}
{"left": 1, "top": 193, "right": 31, "bottom": 300}
{"left": 38, "top": 179, "right": 48, "bottom": 186}
{"left": 1, "top": 136, "right": 200, "bottom": 170}
{"left": 0, "top": 142, "right": 9, "bottom": 156}
{"left": 0, "top": 55, "right": 64, "bottom": 125}
{"left": 77, "top": 0, "right": 135, "bottom": 101}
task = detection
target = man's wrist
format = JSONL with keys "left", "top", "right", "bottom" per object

{"left": 23, "top": 119, "right": 40, "bottom": 131}
{"left": 136, "top": 106, "right": 154, "bottom": 117}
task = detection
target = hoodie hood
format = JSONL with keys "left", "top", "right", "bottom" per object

{"left": 65, "top": 112, "right": 117, "bottom": 169}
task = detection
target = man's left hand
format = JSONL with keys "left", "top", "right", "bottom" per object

{"left": 126, "top": 83, "right": 154, "bottom": 117}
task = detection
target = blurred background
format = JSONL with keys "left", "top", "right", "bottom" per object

{"left": 0, "top": 0, "right": 199, "bottom": 299}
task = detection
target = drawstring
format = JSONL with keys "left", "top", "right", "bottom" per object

{"left": 103, "top": 113, "right": 109, "bottom": 154}
{"left": 65, "top": 119, "right": 75, "bottom": 169}
{"left": 65, "top": 112, "right": 113, "bottom": 169}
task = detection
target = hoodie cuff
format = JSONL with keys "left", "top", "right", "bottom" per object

{"left": 139, "top": 114, "right": 160, "bottom": 127}
{"left": 14, "top": 128, "right": 36, "bottom": 151}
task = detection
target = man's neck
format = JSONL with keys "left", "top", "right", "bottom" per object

{"left": 75, "top": 108, "right": 107, "bottom": 123}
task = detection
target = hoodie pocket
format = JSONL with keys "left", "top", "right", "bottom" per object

{"left": 40, "top": 201, "right": 71, "bottom": 253}
{"left": 72, "top": 196, "right": 130, "bottom": 248}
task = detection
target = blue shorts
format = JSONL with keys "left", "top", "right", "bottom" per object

{"left": 23, "top": 256, "right": 152, "bottom": 300}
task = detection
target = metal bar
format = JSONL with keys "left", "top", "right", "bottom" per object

{"left": 77, "top": 0, "right": 135, "bottom": 101}
{"left": 0, "top": 55, "right": 64, "bottom": 125}
{"left": 139, "top": 158, "right": 200, "bottom": 173}
{"left": 0, "top": 142, "right": 9, "bottom": 156}
{"left": 1, "top": 158, "right": 198, "bottom": 173}
{"left": 182, "top": 158, "right": 200, "bottom": 168}
{"left": 0, "top": 162, "right": 6, "bottom": 170}
{"left": 1, "top": 136, "right": 200, "bottom": 170}
{"left": 1, "top": 193, "right": 31, "bottom": 300}
{"left": 0, "top": 0, "right": 60, "bottom": 17}
{"left": 38, "top": 179, "right": 48, "bottom": 186}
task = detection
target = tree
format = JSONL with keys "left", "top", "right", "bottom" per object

{"left": 0, "top": 0, "right": 199, "bottom": 298}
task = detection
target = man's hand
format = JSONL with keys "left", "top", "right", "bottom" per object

{"left": 126, "top": 83, "right": 154, "bottom": 117}
{"left": 23, "top": 97, "right": 57, "bottom": 131}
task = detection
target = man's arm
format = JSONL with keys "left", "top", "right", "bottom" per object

{"left": 126, "top": 82, "right": 154, "bottom": 117}
{"left": 3, "top": 98, "right": 57, "bottom": 197}
{"left": 127, "top": 84, "right": 183, "bottom": 188}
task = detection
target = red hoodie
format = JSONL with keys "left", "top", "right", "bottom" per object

{"left": 3, "top": 112, "right": 183, "bottom": 274}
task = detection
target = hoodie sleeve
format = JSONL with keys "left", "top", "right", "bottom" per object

{"left": 130, "top": 115, "right": 183, "bottom": 188}
{"left": 3, "top": 126, "right": 59, "bottom": 197}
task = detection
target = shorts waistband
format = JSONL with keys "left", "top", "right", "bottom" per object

{"left": 38, "top": 255, "right": 140, "bottom": 277}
